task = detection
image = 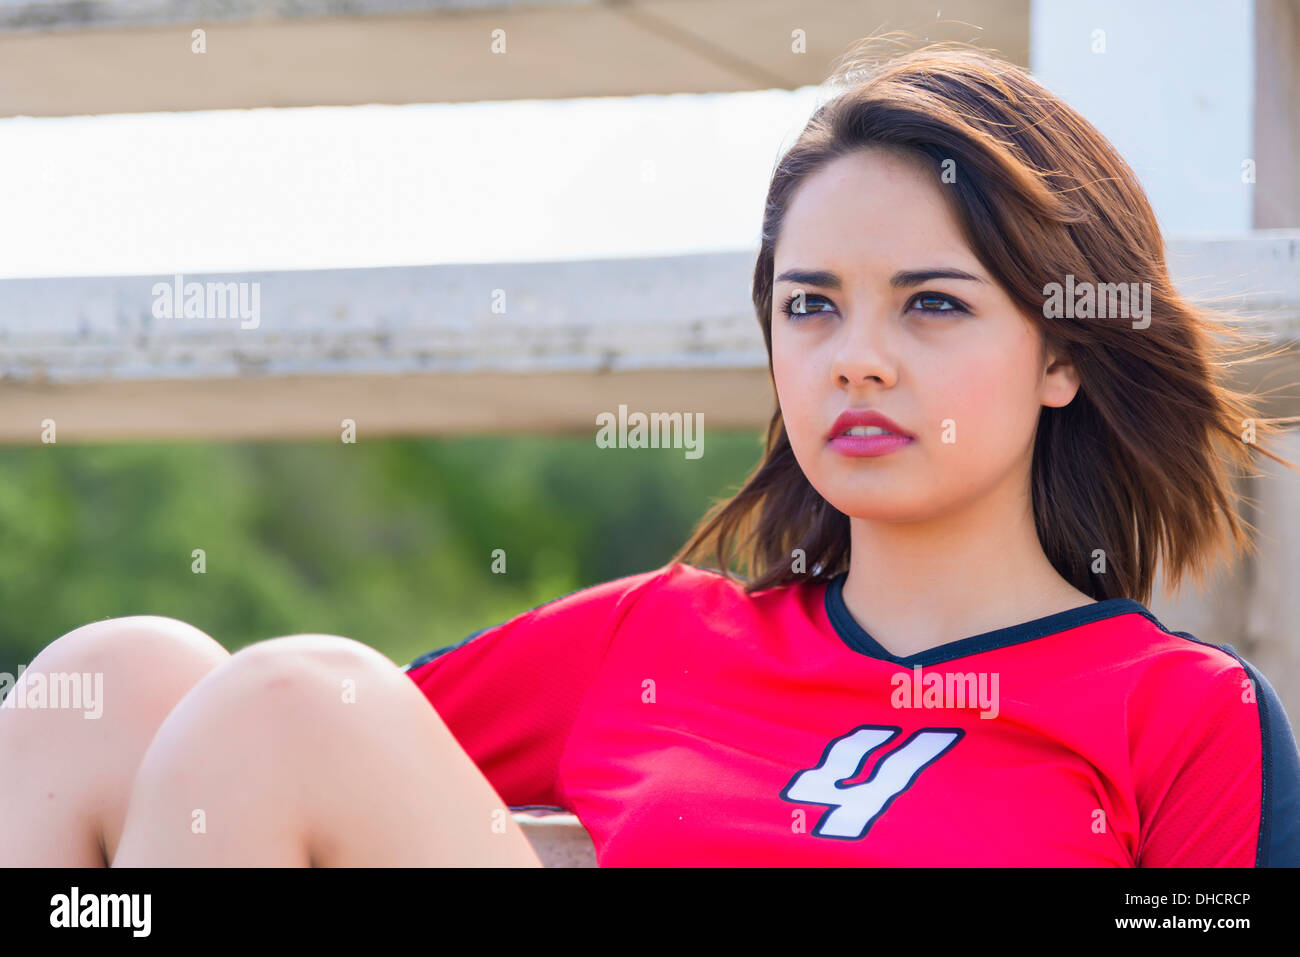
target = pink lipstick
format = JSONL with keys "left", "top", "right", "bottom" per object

{"left": 827, "top": 409, "right": 915, "bottom": 458}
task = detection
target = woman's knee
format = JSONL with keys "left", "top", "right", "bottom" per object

{"left": 5, "top": 614, "right": 229, "bottom": 729}
{"left": 0, "top": 615, "right": 230, "bottom": 866}
{"left": 27, "top": 615, "right": 229, "bottom": 693}
{"left": 226, "top": 632, "right": 398, "bottom": 680}
{"left": 154, "top": 633, "right": 410, "bottom": 743}
{"left": 125, "top": 632, "right": 423, "bottom": 833}
{"left": 117, "top": 633, "right": 517, "bottom": 867}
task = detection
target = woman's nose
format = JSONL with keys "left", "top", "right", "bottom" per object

{"left": 829, "top": 313, "right": 898, "bottom": 388}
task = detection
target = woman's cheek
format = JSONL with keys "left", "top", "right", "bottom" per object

{"left": 933, "top": 372, "right": 1020, "bottom": 476}
{"left": 773, "top": 350, "right": 816, "bottom": 440}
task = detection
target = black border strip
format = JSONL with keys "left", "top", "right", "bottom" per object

{"left": 1167, "top": 632, "right": 1300, "bottom": 868}
{"left": 400, "top": 626, "right": 495, "bottom": 674}
{"left": 823, "top": 571, "right": 1157, "bottom": 666}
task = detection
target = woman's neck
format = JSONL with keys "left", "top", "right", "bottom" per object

{"left": 840, "top": 486, "right": 1095, "bottom": 659}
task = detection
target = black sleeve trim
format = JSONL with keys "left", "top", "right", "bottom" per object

{"left": 400, "top": 626, "right": 496, "bottom": 674}
{"left": 1177, "top": 635, "right": 1300, "bottom": 868}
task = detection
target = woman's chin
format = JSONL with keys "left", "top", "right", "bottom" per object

{"left": 821, "top": 491, "right": 933, "bottom": 524}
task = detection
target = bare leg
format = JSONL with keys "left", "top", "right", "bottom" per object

{"left": 0, "top": 616, "right": 230, "bottom": 867}
{"left": 111, "top": 633, "right": 543, "bottom": 867}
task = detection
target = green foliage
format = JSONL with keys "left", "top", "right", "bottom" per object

{"left": 0, "top": 431, "right": 764, "bottom": 673}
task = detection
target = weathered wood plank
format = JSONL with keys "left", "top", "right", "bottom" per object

{"left": 0, "top": 239, "right": 1296, "bottom": 444}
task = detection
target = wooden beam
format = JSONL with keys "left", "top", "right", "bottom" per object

{"left": 0, "top": 0, "right": 1031, "bottom": 117}
{"left": 1, "top": 239, "right": 1296, "bottom": 445}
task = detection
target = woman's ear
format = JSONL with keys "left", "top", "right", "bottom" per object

{"left": 1041, "top": 347, "right": 1082, "bottom": 409}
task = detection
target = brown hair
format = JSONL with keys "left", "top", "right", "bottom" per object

{"left": 671, "top": 36, "right": 1298, "bottom": 605}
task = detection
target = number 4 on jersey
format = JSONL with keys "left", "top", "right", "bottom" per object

{"left": 779, "top": 725, "right": 964, "bottom": 839}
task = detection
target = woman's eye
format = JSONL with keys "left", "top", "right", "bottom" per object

{"left": 779, "top": 291, "right": 969, "bottom": 322}
{"left": 909, "top": 292, "right": 968, "bottom": 316}
{"left": 780, "top": 292, "right": 835, "bottom": 321}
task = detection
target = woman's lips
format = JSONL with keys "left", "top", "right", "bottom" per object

{"left": 827, "top": 432, "right": 914, "bottom": 457}
{"left": 827, "top": 407, "right": 913, "bottom": 441}
{"left": 825, "top": 408, "right": 915, "bottom": 457}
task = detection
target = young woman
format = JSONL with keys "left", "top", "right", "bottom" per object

{"left": 2, "top": 41, "right": 1297, "bottom": 868}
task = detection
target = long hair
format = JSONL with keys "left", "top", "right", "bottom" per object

{"left": 671, "top": 37, "right": 1298, "bottom": 605}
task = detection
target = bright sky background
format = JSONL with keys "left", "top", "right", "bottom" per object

{"left": 0, "top": 87, "right": 829, "bottom": 279}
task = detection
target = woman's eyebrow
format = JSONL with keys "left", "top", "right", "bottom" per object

{"left": 774, "top": 268, "right": 843, "bottom": 289}
{"left": 774, "top": 267, "right": 987, "bottom": 288}
{"left": 892, "top": 268, "right": 987, "bottom": 288}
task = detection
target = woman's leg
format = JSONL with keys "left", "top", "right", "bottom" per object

{"left": 0, "top": 616, "right": 231, "bottom": 867}
{"left": 111, "top": 633, "right": 543, "bottom": 867}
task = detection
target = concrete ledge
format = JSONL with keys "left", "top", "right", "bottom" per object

{"left": 513, "top": 809, "right": 597, "bottom": 867}
{"left": 1, "top": 238, "right": 1296, "bottom": 444}
{"left": 0, "top": 251, "right": 771, "bottom": 444}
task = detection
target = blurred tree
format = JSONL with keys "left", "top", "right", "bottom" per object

{"left": 0, "top": 430, "right": 763, "bottom": 673}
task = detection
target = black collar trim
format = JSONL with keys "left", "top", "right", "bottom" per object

{"left": 823, "top": 571, "right": 1157, "bottom": 666}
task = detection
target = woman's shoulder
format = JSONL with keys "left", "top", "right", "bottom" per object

{"left": 536, "top": 560, "right": 813, "bottom": 622}
{"left": 509, "top": 561, "right": 747, "bottom": 624}
{"left": 638, "top": 561, "right": 819, "bottom": 604}
{"left": 1110, "top": 604, "right": 1267, "bottom": 698}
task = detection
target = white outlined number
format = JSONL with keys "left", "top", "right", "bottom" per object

{"left": 780, "top": 725, "right": 964, "bottom": 839}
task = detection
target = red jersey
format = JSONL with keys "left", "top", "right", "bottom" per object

{"left": 403, "top": 561, "right": 1300, "bottom": 866}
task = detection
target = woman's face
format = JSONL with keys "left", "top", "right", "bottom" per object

{"left": 771, "top": 147, "right": 1080, "bottom": 524}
